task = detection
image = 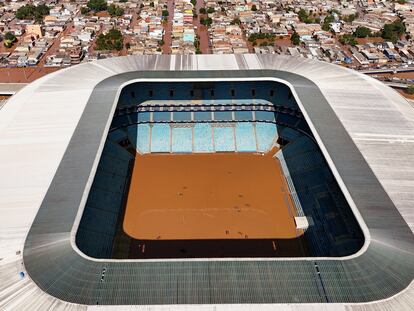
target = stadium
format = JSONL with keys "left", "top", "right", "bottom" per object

{"left": 0, "top": 54, "right": 414, "bottom": 310}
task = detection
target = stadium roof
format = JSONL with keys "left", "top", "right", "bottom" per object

{"left": 0, "top": 54, "right": 414, "bottom": 310}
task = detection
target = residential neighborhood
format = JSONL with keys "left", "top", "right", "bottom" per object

{"left": 1, "top": 0, "right": 414, "bottom": 94}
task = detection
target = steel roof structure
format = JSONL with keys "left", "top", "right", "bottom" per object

{"left": 1, "top": 54, "right": 414, "bottom": 310}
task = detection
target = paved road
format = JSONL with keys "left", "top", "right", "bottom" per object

{"left": 162, "top": 0, "right": 174, "bottom": 54}
{"left": 194, "top": 0, "right": 210, "bottom": 53}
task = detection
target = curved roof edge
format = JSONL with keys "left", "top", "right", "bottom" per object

{"left": 0, "top": 54, "right": 413, "bottom": 309}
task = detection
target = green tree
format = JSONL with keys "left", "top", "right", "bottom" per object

{"left": 87, "top": 0, "right": 107, "bottom": 11}
{"left": 190, "top": 0, "right": 197, "bottom": 5}
{"left": 298, "top": 9, "right": 308, "bottom": 22}
{"left": 107, "top": 4, "right": 124, "bottom": 16}
{"left": 80, "top": 6, "right": 90, "bottom": 14}
{"left": 290, "top": 31, "right": 300, "bottom": 45}
{"left": 4, "top": 40, "right": 13, "bottom": 48}
{"left": 381, "top": 20, "right": 406, "bottom": 43}
{"left": 199, "top": 7, "right": 206, "bottom": 14}
{"left": 339, "top": 34, "right": 357, "bottom": 46}
{"left": 200, "top": 17, "right": 212, "bottom": 26}
{"left": 322, "top": 14, "right": 334, "bottom": 31}
{"left": 4, "top": 31, "right": 16, "bottom": 42}
{"left": 231, "top": 17, "right": 241, "bottom": 25}
{"left": 251, "top": 4, "right": 257, "bottom": 11}
{"left": 354, "top": 26, "right": 371, "bottom": 38}
{"left": 406, "top": 84, "right": 414, "bottom": 94}
{"left": 95, "top": 28, "right": 123, "bottom": 51}
{"left": 162, "top": 9, "right": 169, "bottom": 16}
{"left": 16, "top": 4, "right": 50, "bottom": 22}
{"left": 206, "top": 7, "right": 214, "bottom": 14}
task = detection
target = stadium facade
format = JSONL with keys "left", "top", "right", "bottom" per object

{"left": 0, "top": 54, "right": 414, "bottom": 310}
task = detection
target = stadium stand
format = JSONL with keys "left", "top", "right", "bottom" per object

{"left": 278, "top": 131, "right": 363, "bottom": 256}
{"left": 76, "top": 140, "right": 133, "bottom": 258}
{"left": 150, "top": 124, "right": 170, "bottom": 152}
{"left": 214, "top": 126, "right": 235, "bottom": 151}
{"left": 235, "top": 123, "right": 257, "bottom": 152}
{"left": 256, "top": 122, "right": 277, "bottom": 152}
{"left": 194, "top": 123, "right": 214, "bottom": 152}
{"left": 172, "top": 126, "right": 193, "bottom": 153}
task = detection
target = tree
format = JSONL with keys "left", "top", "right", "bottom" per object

{"left": 231, "top": 17, "right": 241, "bottom": 25}
{"left": 344, "top": 13, "right": 356, "bottom": 23}
{"left": 339, "top": 34, "right": 357, "bottom": 46}
{"left": 200, "top": 17, "right": 212, "bottom": 26}
{"left": 80, "top": 6, "right": 90, "bottom": 14}
{"left": 322, "top": 14, "right": 334, "bottom": 31}
{"left": 108, "top": 4, "right": 124, "bottom": 16}
{"left": 298, "top": 9, "right": 308, "bottom": 22}
{"left": 251, "top": 4, "right": 257, "bottom": 11}
{"left": 159, "top": 39, "right": 164, "bottom": 46}
{"left": 206, "top": 7, "right": 214, "bottom": 14}
{"left": 381, "top": 20, "right": 406, "bottom": 43}
{"left": 87, "top": 0, "right": 107, "bottom": 11}
{"left": 4, "top": 40, "right": 13, "bottom": 48}
{"left": 4, "top": 31, "right": 16, "bottom": 42}
{"left": 290, "top": 31, "right": 300, "bottom": 45}
{"left": 406, "top": 84, "right": 414, "bottom": 94}
{"left": 354, "top": 26, "right": 371, "bottom": 38}
{"left": 190, "top": 0, "right": 196, "bottom": 6}
{"left": 95, "top": 28, "right": 123, "bottom": 51}
{"left": 16, "top": 4, "right": 50, "bottom": 22}
{"left": 162, "top": 9, "right": 169, "bottom": 16}
{"left": 199, "top": 7, "right": 206, "bottom": 14}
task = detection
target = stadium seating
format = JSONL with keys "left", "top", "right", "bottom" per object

{"left": 108, "top": 129, "right": 127, "bottom": 143}
{"left": 136, "top": 124, "right": 150, "bottom": 153}
{"left": 173, "top": 111, "right": 192, "bottom": 122}
{"left": 235, "top": 123, "right": 257, "bottom": 152}
{"left": 279, "top": 132, "right": 363, "bottom": 256}
{"left": 214, "top": 126, "right": 235, "bottom": 152}
{"left": 255, "top": 111, "right": 276, "bottom": 122}
{"left": 235, "top": 111, "right": 254, "bottom": 121}
{"left": 256, "top": 122, "right": 277, "bottom": 152}
{"left": 214, "top": 111, "right": 233, "bottom": 121}
{"left": 76, "top": 140, "right": 133, "bottom": 258}
{"left": 172, "top": 127, "right": 193, "bottom": 153}
{"left": 194, "top": 123, "right": 214, "bottom": 152}
{"left": 151, "top": 124, "right": 171, "bottom": 152}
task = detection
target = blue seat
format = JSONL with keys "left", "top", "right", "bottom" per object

{"left": 194, "top": 123, "right": 213, "bottom": 152}
{"left": 235, "top": 123, "right": 256, "bottom": 152}
{"left": 151, "top": 124, "right": 170, "bottom": 152}
{"left": 214, "top": 127, "right": 235, "bottom": 152}
{"left": 172, "top": 127, "right": 192, "bottom": 153}
{"left": 256, "top": 122, "right": 277, "bottom": 152}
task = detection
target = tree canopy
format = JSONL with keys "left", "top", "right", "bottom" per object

{"left": 339, "top": 34, "right": 357, "bottom": 46}
{"left": 95, "top": 28, "right": 123, "bottom": 51}
{"left": 87, "top": 0, "right": 107, "bottom": 12}
{"left": 354, "top": 26, "right": 372, "bottom": 38}
{"left": 16, "top": 4, "right": 50, "bottom": 22}
{"left": 381, "top": 20, "right": 406, "bottom": 43}
{"left": 290, "top": 31, "right": 300, "bottom": 45}
{"left": 108, "top": 4, "right": 124, "bottom": 16}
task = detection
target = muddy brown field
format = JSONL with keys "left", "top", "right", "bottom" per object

{"left": 123, "top": 149, "right": 301, "bottom": 241}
